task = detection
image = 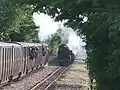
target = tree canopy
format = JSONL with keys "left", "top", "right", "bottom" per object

{"left": 0, "top": 0, "right": 39, "bottom": 42}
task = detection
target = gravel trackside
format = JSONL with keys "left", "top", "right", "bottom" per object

{"left": 0, "top": 66, "right": 58, "bottom": 90}
{"left": 54, "top": 63, "right": 89, "bottom": 90}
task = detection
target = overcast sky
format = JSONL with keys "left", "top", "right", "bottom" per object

{"left": 33, "top": 13, "right": 61, "bottom": 40}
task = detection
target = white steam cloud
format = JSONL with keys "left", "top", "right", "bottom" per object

{"left": 57, "top": 27, "right": 87, "bottom": 59}
{"left": 33, "top": 13, "right": 87, "bottom": 60}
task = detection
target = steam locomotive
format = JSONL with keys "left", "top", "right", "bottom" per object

{"left": 0, "top": 42, "right": 49, "bottom": 84}
{"left": 57, "top": 44, "right": 75, "bottom": 66}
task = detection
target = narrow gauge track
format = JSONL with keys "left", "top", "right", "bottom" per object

{"left": 30, "top": 66, "right": 69, "bottom": 90}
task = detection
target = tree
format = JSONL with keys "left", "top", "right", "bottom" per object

{"left": 9, "top": 4, "right": 39, "bottom": 42}
{"left": 0, "top": 0, "right": 16, "bottom": 41}
{"left": 47, "top": 33, "right": 61, "bottom": 54}
{"left": 0, "top": 0, "right": 40, "bottom": 42}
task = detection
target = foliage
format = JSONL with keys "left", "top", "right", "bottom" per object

{"left": 49, "top": 34, "right": 61, "bottom": 54}
{"left": 45, "top": 27, "right": 71, "bottom": 54}
{"left": 9, "top": 4, "right": 39, "bottom": 42}
{"left": 27, "top": 0, "right": 120, "bottom": 90}
{"left": 0, "top": 0, "right": 39, "bottom": 42}
{"left": 46, "top": 30, "right": 62, "bottom": 54}
{"left": 0, "top": 0, "right": 16, "bottom": 41}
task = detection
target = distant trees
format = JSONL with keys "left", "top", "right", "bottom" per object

{"left": 49, "top": 34, "right": 61, "bottom": 54}
{"left": 45, "top": 29, "right": 62, "bottom": 54}
{"left": 45, "top": 27, "right": 71, "bottom": 54}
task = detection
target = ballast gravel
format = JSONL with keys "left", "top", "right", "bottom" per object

{"left": 0, "top": 66, "right": 58, "bottom": 90}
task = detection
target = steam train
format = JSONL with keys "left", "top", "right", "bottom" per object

{"left": 0, "top": 42, "right": 49, "bottom": 84}
{"left": 57, "top": 44, "right": 75, "bottom": 66}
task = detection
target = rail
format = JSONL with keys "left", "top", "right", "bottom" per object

{"left": 30, "top": 66, "right": 69, "bottom": 90}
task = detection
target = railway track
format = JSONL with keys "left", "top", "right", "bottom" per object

{"left": 30, "top": 66, "right": 69, "bottom": 90}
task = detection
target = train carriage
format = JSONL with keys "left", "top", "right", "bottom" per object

{"left": 15, "top": 42, "right": 47, "bottom": 73}
{"left": 32, "top": 43, "right": 43, "bottom": 68}
{"left": 41, "top": 44, "right": 49, "bottom": 67}
{"left": 27, "top": 43, "right": 43, "bottom": 69}
{"left": 15, "top": 42, "right": 37, "bottom": 73}
{"left": 0, "top": 42, "right": 23, "bottom": 84}
{"left": 15, "top": 42, "right": 30, "bottom": 74}
{"left": 0, "top": 42, "right": 50, "bottom": 85}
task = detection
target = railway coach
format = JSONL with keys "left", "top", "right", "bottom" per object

{"left": 0, "top": 42, "right": 23, "bottom": 84}
{"left": 0, "top": 42, "right": 49, "bottom": 85}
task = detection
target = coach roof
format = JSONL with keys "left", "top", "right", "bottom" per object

{"left": 0, "top": 42, "right": 20, "bottom": 47}
{"left": 15, "top": 42, "right": 42, "bottom": 47}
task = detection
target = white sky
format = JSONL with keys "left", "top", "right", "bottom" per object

{"left": 33, "top": 13, "right": 87, "bottom": 59}
{"left": 33, "top": 13, "right": 61, "bottom": 40}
